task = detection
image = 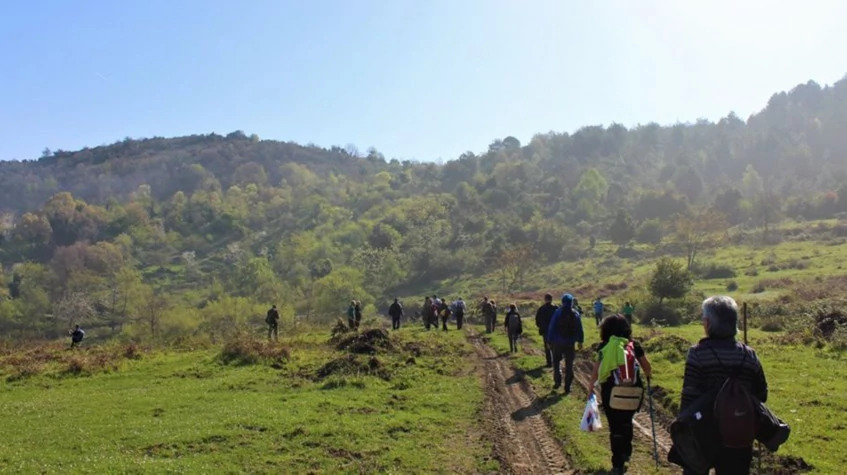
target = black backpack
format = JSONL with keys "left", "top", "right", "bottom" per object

{"left": 710, "top": 347, "right": 759, "bottom": 448}
{"left": 554, "top": 307, "right": 577, "bottom": 337}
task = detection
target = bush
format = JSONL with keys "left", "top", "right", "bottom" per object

{"left": 692, "top": 262, "right": 737, "bottom": 279}
{"left": 726, "top": 280, "right": 739, "bottom": 291}
{"left": 649, "top": 258, "right": 693, "bottom": 303}
{"left": 219, "top": 334, "right": 290, "bottom": 367}
{"left": 751, "top": 282, "right": 766, "bottom": 293}
{"left": 635, "top": 219, "right": 663, "bottom": 245}
{"left": 637, "top": 301, "right": 682, "bottom": 326}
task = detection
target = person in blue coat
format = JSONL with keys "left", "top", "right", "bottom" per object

{"left": 547, "top": 293, "right": 584, "bottom": 393}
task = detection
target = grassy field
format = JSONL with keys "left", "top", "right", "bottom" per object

{"left": 0, "top": 328, "right": 495, "bottom": 474}
{"left": 3, "top": 220, "right": 847, "bottom": 473}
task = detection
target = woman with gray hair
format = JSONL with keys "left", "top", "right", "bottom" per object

{"left": 679, "top": 296, "right": 768, "bottom": 474}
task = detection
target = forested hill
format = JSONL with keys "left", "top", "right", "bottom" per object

{"left": 1, "top": 76, "right": 846, "bottom": 339}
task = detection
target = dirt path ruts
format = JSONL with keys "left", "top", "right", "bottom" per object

{"left": 468, "top": 330, "right": 572, "bottom": 475}
{"left": 520, "top": 341, "right": 673, "bottom": 466}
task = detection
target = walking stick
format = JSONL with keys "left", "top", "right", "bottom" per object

{"left": 647, "top": 378, "right": 659, "bottom": 469}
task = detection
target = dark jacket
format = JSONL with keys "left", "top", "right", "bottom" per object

{"left": 681, "top": 338, "right": 768, "bottom": 412}
{"left": 266, "top": 308, "right": 280, "bottom": 325}
{"left": 388, "top": 302, "right": 403, "bottom": 318}
{"left": 546, "top": 306, "right": 584, "bottom": 345}
{"left": 505, "top": 311, "right": 522, "bottom": 335}
{"left": 535, "top": 303, "right": 557, "bottom": 336}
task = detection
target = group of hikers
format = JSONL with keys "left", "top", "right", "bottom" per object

{"left": 255, "top": 291, "right": 786, "bottom": 474}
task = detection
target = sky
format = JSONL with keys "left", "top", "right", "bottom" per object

{"left": 1, "top": 0, "right": 846, "bottom": 162}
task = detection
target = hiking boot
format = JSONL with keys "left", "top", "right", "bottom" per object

{"left": 552, "top": 383, "right": 560, "bottom": 390}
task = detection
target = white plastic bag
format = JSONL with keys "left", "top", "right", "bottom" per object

{"left": 580, "top": 394, "right": 603, "bottom": 432}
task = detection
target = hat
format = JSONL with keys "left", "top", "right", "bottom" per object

{"left": 561, "top": 293, "right": 574, "bottom": 305}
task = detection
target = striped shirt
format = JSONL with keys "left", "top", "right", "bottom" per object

{"left": 680, "top": 338, "right": 768, "bottom": 411}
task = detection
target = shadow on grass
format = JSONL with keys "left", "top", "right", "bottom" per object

{"left": 511, "top": 392, "right": 563, "bottom": 421}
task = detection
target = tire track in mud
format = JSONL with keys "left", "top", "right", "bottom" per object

{"left": 468, "top": 330, "right": 572, "bottom": 475}
{"left": 521, "top": 341, "right": 673, "bottom": 465}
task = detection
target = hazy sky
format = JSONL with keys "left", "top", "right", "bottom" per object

{"left": 1, "top": 0, "right": 845, "bottom": 162}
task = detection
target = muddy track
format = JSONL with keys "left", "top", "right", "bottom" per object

{"left": 520, "top": 341, "right": 673, "bottom": 466}
{"left": 468, "top": 330, "right": 572, "bottom": 475}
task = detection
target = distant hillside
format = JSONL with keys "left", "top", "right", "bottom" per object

{"left": 1, "top": 75, "right": 847, "bottom": 340}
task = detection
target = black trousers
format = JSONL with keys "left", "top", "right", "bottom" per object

{"left": 604, "top": 406, "right": 635, "bottom": 469}
{"left": 456, "top": 311, "right": 464, "bottom": 329}
{"left": 551, "top": 343, "right": 575, "bottom": 391}
{"left": 441, "top": 315, "right": 449, "bottom": 331}
{"left": 508, "top": 333, "right": 520, "bottom": 353}
{"left": 267, "top": 323, "right": 278, "bottom": 340}
{"left": 391, "top": 316, "right": 400, "bottom": 329}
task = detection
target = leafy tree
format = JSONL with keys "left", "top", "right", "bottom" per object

{"left": 635, "top": 219, "right": 663, "bottom": 245}
{"left": 649, "top": 258, "right": 693, "bottom": 303}
{"left": 674, "top": 210, "right": 729, "bottom": 269}
{"left": 609, "top": 210, "right": 635, "bottom": 248}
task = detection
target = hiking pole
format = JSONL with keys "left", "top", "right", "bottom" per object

{"left": 647, "top": 378, "right": 659, "bottom": 469}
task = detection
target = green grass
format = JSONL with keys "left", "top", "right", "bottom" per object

{"left": 0, "top": 327, "right": 494, "bottom": 473}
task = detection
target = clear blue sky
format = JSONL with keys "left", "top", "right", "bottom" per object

{"left": 2, "top": 0, "right": 845, "bottom": 162}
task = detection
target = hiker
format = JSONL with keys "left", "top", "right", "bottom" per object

{"left": 353, "top": 301, "right": 363, "bottom": 330}
{"left": 504, "top": 303, "right": 523, "bottom": 353}
{"left": 423, "top": 297, "right": 435, "bottom": 330}
{"left": 69, "top": 324, "right": 85, "bottom": 348}
{"left": 453, "top": 297, "right": 466, "bottom": 330}
{"left": 266, "top": 304, "right": 280, "bottom": 341}
{"left": 481, "top": 297, "right": 496, "bottom": 334}
{"left": 347, "top": 300, "right": 357, "bottom": 330}
{"left": 677, "top": 296, "right": 769, "bottom": 475}
{"left": 622, "top": 301, "right": 635, "bottom": 325}
{"left": 573, "top": 297, "right": 584, "bottom": 317}
{"left": 388, "top": 298, "right": 403, "bottom": 330}
{"left": 593, "top": 297, "right": 604, "bottom": 326}
{"left": 587, "top": 314, "right": 653, "bottom": 474}
{"left": 439, "top": 299, "right": 451, "bottom": 331}
{"left": 535, "top": 294, "right": 558, "bottom": 367}
{"left": 547, "top": 293, "right": 583, "bottom": 393}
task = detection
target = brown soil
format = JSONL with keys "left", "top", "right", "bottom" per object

{"left": 468, "top": 329, "right": 572, "bottom": 474}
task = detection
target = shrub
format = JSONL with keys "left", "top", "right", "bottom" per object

{"left": 219, "top": 334, "right": 290, "bottom": 367}
{"left": 751, "top": 282, "right": 766, "bottom": 293}
{"left": 635, "top": 219, "right": 663, "bottom": 245}
{"left": 760, "top": 320, "right": 784, "bottom": 332}
{"left": 637, "top": 301, "right": 682, "bottom": 326}
{"left": 649, "top": 258, "right": 693, "bottom": 303}
{"left": 726, "top": 280, "right": 739, "bottom": 291}
{"left": 692, "top": 262, "right": 737, "bottom": 279}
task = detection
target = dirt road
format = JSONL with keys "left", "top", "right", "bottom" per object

{"left": 469, "top": 330, "right": 572, "bottom": 475}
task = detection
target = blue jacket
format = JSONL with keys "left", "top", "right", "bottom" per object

{"left": 546, "top": 306, "right": 584, "bottom": 345}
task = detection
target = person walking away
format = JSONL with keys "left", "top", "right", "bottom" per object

{"left": 69, "top": 325, "right": 85, "bottom": 348}
{"left": 588, "top": 314, "right": 653, "bottom": 474}
{"left": 573, "top": 297, "right": 584, "bottom": 317}
{"left": 504, "top": 304, "right": 523, "bottom": 353}
{"left": 547, "top": 294, "right": 583, "bottom": 393}
{"left": 266, "top": 305, "right": 280, "bottom": 341}
{"left": 353, "top": 301, "right": 363, "bottom": 330}
{"left": 389, "top": 298, "right": 404, "bottom": 330}
{"left": 481, "top": 297, "right": 496, "bottom": 333}
{"left": 347, "top": 300, "right": 357, "bottom": 330}
{"left": 439, "top": 299, "right": 451, "bottom": 331}
{"left": 453, "top": 297, "right": 466, "bottom": 329}
{"left": 593, "top": 297, "right": 604, "bottom": 326}
{"left": 535, "top": 294, "right": 558, "bottom": 367}
{"left": 423, "top": 297, "right": 434, "bottom": 330}
{"left": 678, "top": 296, "right": 769, "bottom": 475}
{"left": 622, "top": 301, "right": 635, "bottom": 325}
